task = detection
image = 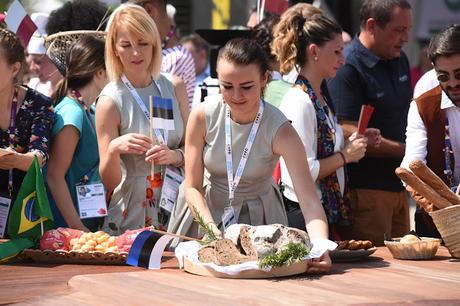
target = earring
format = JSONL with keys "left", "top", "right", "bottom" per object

{"left": 314, "top": 56, "right": 318, "bottom": 61}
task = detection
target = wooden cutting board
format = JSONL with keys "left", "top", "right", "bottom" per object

{"left": 183, "top": 256, "right": 308, "bottom": 278}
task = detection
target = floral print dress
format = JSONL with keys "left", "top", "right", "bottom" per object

{"left": 0, "top": 87, "right": 53, "bottom": 201}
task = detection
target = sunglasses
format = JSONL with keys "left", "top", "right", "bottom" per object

{"left": 436, "top": 70, "right": 460, "bottom": 83}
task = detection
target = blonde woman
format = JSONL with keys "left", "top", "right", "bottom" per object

{"left": 96, "top": 4, "right": 188, "bottom": 235}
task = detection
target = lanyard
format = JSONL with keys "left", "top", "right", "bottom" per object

{"left": 444, "top": 114, "right": 454, "bottom": 187}
{"left": 71, "top": 90, "right": 95, "bottom": 131}
{"left": 225, "top": 100, "right": 264, "bottom": 204}
{"left": 7, "top": 87, "right": 19, "bottom": 197}
{"left": 121, "top": 74, "right": 168, "bottom": 145}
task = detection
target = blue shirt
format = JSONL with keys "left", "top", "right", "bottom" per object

{"left": 327, "top": 36, "right": 412, "bottom": 192}
{"left": 48, "top": 97, "right": 101, "bottom": 230}
{"left": 192, "top": 64, "right": 211, "bottom": 108}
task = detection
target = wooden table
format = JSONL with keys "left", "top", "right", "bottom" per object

{"left": 1, "top": 247, "right": 459, "bottom": 305}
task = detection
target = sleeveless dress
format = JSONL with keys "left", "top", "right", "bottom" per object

{"left": 167, "top": 94, "right": 289, "bottom": 244}
{"left": 99, "top": 74, "right": 184, "bottom": 235}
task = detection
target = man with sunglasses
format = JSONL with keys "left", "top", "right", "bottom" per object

{"left": 401, "top": 24, "right": 460, "bottom": 237}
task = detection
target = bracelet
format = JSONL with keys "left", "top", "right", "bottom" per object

{"left": 338, "top": 151, "right": 347, "bottom": 166}
{"left": 174, "top": 148, "right": 185, "bottom": 167}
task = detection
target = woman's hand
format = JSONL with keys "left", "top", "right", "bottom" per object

{"left": 0, "top": 148, "right": 18, "bottom": 170}
{"left": 145, "top": 144, "right": 183, "bottom": 166}
{"left": 306, "top": 250, "right": 332, "bottom": 274}
{"left": 342, "top": 132, "right": 367, "bottom": 163}
{"left": 364, "top": 128, "right": 381, "bottom": 148}
{"left": 108, "top": 133, "right": 151, "bottom": 156}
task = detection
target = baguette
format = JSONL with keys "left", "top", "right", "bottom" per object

{"left": 409, "top": 160, "right": 460, "bottom": 205}
{"left": 395, "top": 167, "right": 452, "bottom": 209}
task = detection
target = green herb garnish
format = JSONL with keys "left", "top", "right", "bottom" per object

{"left": 259, "top": 243, "right": 309, "bottom": 269}
{"left": 192, "top": 205, "right": 219, "bottom": 245}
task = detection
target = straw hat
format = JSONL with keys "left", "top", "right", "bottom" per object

{"left": 44, "top": 30, "right": 106, "bottom": 75}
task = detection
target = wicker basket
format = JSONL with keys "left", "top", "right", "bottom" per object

{"left": 44, "top": 30, "right": 106, "bottom": 75}
{"left": 430, "top": 205, "right": 460, "bottom": 258}
{"left": 384, "top": 237, "right": 441, "bottom": 260}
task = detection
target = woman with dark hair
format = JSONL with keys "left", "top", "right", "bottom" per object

{"left": 0, "top": 29, "right": 53, "bottom": 220}
{"left": 168, "top": 38, "right": 331, "bottom": 273}
{"left": 46, "top": 35, "right": 108, "bottom": 231}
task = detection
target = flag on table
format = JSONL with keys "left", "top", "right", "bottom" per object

{"left": 7, "top": 156, "right": 54, "bottom": 241}
{"left": 0, "top": 238, "right": 35, "bottom": 263}
{"left": 5, "top": 0, "right": 37, "bottom": 47}
{"left": 0, "top": 157, "right": 53, "bottom": 262}
{"left": 127, "top": 230, "right": 174, "bottom": 269}
{"left": 151, "top": 96, "right": 175, "bottom": 130}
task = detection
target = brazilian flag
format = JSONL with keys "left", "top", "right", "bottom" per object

{"left": 0, "top": 156, "right": 54, "bottom": 262}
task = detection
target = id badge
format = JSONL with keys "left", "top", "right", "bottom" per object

{"left": 222, "top": 206, "right": 236, "bottom": 231}
{"left": 159, "top": 167, "right": 184, "bottom": 213}
{"left": 76, "top": 183, "right": 107, "bottom": 219}
{"left": 0, "top": 196, "right": 11, "bottom": 238}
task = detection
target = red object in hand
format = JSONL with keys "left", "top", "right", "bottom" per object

{"left": 357, "top": 105, "right": 375, "bottom": 134}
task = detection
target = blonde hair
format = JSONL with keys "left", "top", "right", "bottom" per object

{"left": 105, "top": 3, "right": 162, "bottom": 81}
{"left": 272, "top": 3, "right": 323, "bottom": 74}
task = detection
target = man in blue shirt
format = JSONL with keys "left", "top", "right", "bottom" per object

{"left": 181, "top": 34, "right": 211, "bottom": 108}
{"left": 327, "top": 0, "right": 413, "bottom": 246}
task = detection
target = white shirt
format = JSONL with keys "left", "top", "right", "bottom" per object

{"left": 27, "top": 77, "right": 52, "bottom": 97}
{"left": 279, "top": 87, "right": 345, "bottom": 202}
{"left": 401, "top": 69, "right": 460, "bottom": 185}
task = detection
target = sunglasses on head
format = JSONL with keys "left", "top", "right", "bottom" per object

{"left": 437, "top": 70, "right": 460, "bottom": 83}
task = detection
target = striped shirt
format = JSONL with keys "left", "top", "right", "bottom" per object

{"left": 161, "top": 45, "right": 196, "bottom": 109}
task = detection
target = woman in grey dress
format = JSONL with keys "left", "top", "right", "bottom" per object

{"left": 95, "top": 4, "right": 188, "bottom": 235}
{"left": 168, "top": 38, "right": 331, "bottom": 273}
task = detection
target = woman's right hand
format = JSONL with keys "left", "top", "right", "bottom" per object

{"left": 108, "top": 133, "right": 152, "bottom": 156}
{"left": 342, "top": 132, "right": 367, "bottom": 163}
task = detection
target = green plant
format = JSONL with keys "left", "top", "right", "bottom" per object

{"left": 259, "top": 243, "right": 309, "bottom": 269}
{"left": 192, "top": 205, "right": 219, "bottom": 245}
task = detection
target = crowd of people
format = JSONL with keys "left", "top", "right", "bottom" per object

{"left": 0, "top": 0, "right": 459, "bottom": 274}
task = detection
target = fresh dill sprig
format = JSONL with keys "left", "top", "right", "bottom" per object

{"left": 259, "top": 243, "right": 309, "bottom": 269}
{"left": 192, "top": 205, "right": 219, "bottom": 245}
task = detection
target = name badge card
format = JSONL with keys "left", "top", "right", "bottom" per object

{"left": 222, "top": 206, "right": 236, "bottom": 231}
{"left": 0, "top": 196, "right": 11, "bottom": 238}
{"left": 159, "top": 167, "right": 184, "bottom": 213}
{"left": 76, "top": 183, "right": 107, "bottom": 219}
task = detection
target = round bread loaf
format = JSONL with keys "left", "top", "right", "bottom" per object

{"left": 400, "top": 234, "right": 421, "bottom": 243}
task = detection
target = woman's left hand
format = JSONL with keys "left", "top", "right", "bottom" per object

{"left": 0, "top": 148, "right": 18, "bottom": 170}
{"left": 145, "top": 144, "right": 181, "bottom": 166}
{"left": 306, "top": 250, "right": 332, "bottom": 274}
{"left": 364, "top": 128, "right": 381, "bottom": 148}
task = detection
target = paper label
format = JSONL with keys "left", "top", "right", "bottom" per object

{"left": 222, "top": 206, "right": 236, "bottom": 231}
{"left": 0, "top": 196, "right": 11, "bottom": 238}
{"left": 159, "top": 167, "right": 184, "bottom": 213}
{"left": 76, "top": 183, "right": 107, "bottom": 219}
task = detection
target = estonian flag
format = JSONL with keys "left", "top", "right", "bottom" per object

{"left": 151, "top": 96, "right": 175, "bottom": 131}
{"left": 5, "top": 0, "right": 37, "bottom": 47}
{"left": 126, "top": 230, "right": 174, "bottom": 269}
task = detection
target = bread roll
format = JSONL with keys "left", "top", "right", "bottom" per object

{"left": 409, "top": 160, "right": 460, "bottom": 205}
{"left": 400, "top": 234, "right": 421, "bottom": 243}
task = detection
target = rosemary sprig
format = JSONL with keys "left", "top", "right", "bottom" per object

{"left": 259, "top": 243, "right": 309, "bottom": 269}
{"left": 192, "top": 205, "right": 219, "bottom": 245}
